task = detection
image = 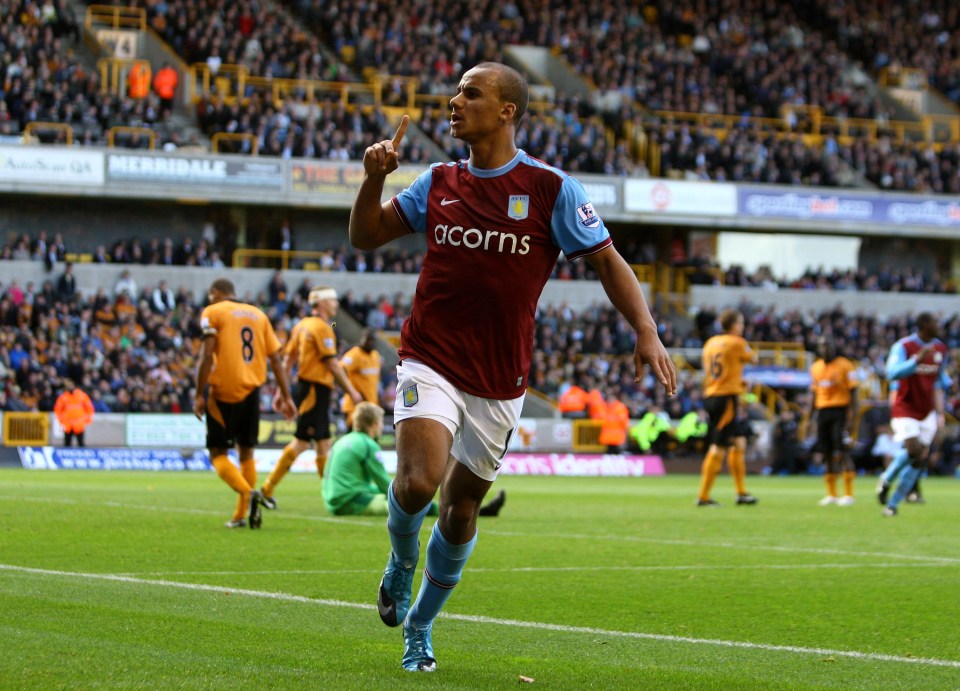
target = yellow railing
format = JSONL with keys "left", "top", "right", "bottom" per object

{"left": 232, "top": 248, "right": 341, "bottom": 270}
{"left": 97, "top": 57, "right": 151, "bottom": 96}
{"left": 86, "top": 4, "right": 146, "bottom": 31}
{"left": 622, "top": 118, "right": 648, "bottom": 162}
{"left": 526, "top": 387, "right": 559, "bottom": 412}
{"left": 879, "top": 67, "right": 928, "bottom": 90}
{"left": 23, "top": 122, "right": 73, "bottom": 145}
{"left": 630, "top": 263, "right": 725, "bottom": 302}
{"left": 381, "top": 331, "right": 401, "bottom": 349}
{"left": 648, "top": 139, "right": 660, "bottom": 176}
{"left": 211, "top": 132, "right": 258, "bottom": 155}
{"left": 178, "top": 66, "right": 568, "bottom": 148}
{"left": 644, "top": 105, "right": 960, "bottom": 172}
{"left": 3, "top": 412, "right": 49, "bottom": 446}
{"left": 631, "top": 263, "right": 655, "bottom": 287}
{"left": 652, "top": 110, "right": 792, "bottom": 135}
{"left": 370, "top": 74, "right": 420, "bottom": 109}
{"left": 670, "top": 343, "right": 812, "bottom": 377}
{"left": 188, "top": 63, "right": 377, "bottom": 108}
{"left": 108, "top": 126, "right": 156, "bottom": 149}
{"left": 748, "top": 382, "right": 803, "bottom": 421}
{"left": 405, "top": 92, "right": 558, "bottom": 118}
{"left": 751, "top": 342, "right": 812, "bottom": 370}
{"left": 179, "top": 62, "right": 958, "bottom": 170}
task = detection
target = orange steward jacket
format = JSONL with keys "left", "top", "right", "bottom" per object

{"left": 54, "top": 389, "right": 95, "bottom": 433}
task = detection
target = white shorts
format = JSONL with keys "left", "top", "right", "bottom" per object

{"left": 393, "top": 360, "right": 524, "bottom": 481}
{"left": 891, "top": 411, "right": 938, "bottom": 446}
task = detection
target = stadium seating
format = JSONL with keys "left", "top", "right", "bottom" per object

{"left": 797, "top": 0, "right": 960, "bottom": 104}
{"left": 0, "top": 0, "right": 933, "bottom": 193}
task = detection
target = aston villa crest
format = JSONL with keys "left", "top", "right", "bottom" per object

{"left": 402, "top": 384, "right": 419, "bottom": 408}
{"left": 508, "top": 195, "right": 529, "bottom": 220}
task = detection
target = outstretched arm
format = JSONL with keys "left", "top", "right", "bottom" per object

{"left": 586, "top": 246, "right": 677, "bottom": 396}
{"left": 349, "top": 115, "right": 413, "bottom": 251}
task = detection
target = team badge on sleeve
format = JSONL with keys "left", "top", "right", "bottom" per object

{"left": 507, "top": 195, "right": 529, "bottom": 220}
{"left": 200, "top": 316, "right": 217, "bottom": 336}
{"left": 576, "top": 202, "right": 601, "bottom": 228}
{"left": 401, "top": 385, "right": 419, "bottom": 408}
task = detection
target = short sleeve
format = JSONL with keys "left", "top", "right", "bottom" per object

{"left": 550, "top": 176, "right": 611, "bottom": 260}
{"left": 200, "top": 306, "right": 218, "bottom": 336}
{"left": 318, "top": 322, "right": 337, "bottom": 358}
{"left": 392, "top": 165, "right": 438, "bottom": 234}
{"left": 846, "top": 361, "right": 859, "bottom": 389}
{"left": 264, "top": 321, "right": 281, "bottom": 356}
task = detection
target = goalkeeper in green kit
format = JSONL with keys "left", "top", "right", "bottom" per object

{"left": 323, "top": 402, "right": 505, "bottom": 518}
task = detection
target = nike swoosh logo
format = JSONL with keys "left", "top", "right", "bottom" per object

{"left": 440, "top": 198, "right": 460, "bottom": 206}
{"left": 377, "top": 583, "right": 399, "bottom": 626}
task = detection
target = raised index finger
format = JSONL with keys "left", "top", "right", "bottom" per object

{"left": 392, "top": 115, "right": 409, "bottom": 149}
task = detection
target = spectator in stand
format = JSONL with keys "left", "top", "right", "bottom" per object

{"left": 114, "top": 270, "right": 138, "bottom": 300}
{"left": 56, "top": 261, "right": 77, "bottom": 303}
{"left": 266, "top": 270, "right": 289, "bottom": 315}
{"left": 91, "top": 245, "right": 109, "bottom": 264}
{"left": 151, "top": 280, "right": 176, "bottom": 313}
{"left": 176, "top": 237, "right": 195, "bottom": 265}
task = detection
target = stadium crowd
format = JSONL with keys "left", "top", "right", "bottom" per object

{"left": 1, "top": 260, "right": 959, "bottom": 473}
{"left": 0, "top": 0, "right": 213, "bottom": 149}
{"left": 0, "top": 0, "right": 940, "bottom": 193}
{"left": 797, "top": 0, "right": 960, "bottom": 104}
{"left": 1, "top": 0, "right": 958, "bottom": 474}
{"left": 195, "top": 92, "right": 431, "bottom": 162}
{"left": 4, "top": 227, "right": 957, "bottom": 295}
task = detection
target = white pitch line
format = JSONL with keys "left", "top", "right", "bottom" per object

{"left": 116, "top": 561, "right": 958, "bottom": 578}
{"left": 6, "top": 494, "right": 960, "bottom": 565}
{"left": 483, "top": 529, "right": 960, "bottom": 564}
{"left": 1, "top": 563, "right": 958, "bottom": 670}
{"left": 0, "top": 494, "right": 361, "bottom": 526}
{"left": 478, "top": 562, "right": 958, "bottom": 573}
{"left": 116, "top": 568, "right": 378, "bottom": 577}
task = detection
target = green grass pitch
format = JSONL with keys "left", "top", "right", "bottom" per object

{"left": 1, "top": 468, "right": 959, "bottom": 689}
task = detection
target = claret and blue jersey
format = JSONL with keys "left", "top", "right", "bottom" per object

{"left": 391, "top": 149, "right": 611, "bottom": 400}
{"left": 885, "top": 334, "right": 950, "bottom": 420}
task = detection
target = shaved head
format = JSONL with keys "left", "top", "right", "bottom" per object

{"left": 475, "top": 61, "right": 529, "bottom": 126}
{"left": 210, "top": 278, "right": 235, "bottom": 296}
